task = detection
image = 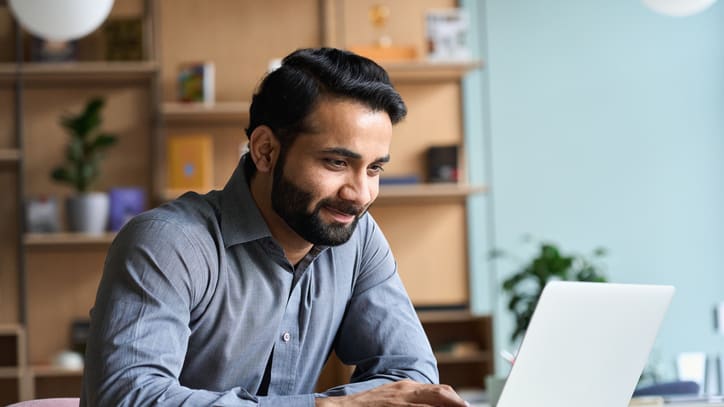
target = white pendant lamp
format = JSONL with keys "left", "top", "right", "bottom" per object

{"left": 642, "top": 0, "right": 717, "bottom": 16}
{"left": 8, "top": 0, "right": 115, "bottom": 41}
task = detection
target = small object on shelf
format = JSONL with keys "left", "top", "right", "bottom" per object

{"left": 28, "top": 36, "right": 78, "bottom": 62}
{"left": 50, "top": 97, "right": 118, "bottom": 234}
{"left": 449, "top": 340, "right": 480, "bottom": 357}
{"left": 347, "top": 4, "right": 417, "bottom": 62}
{"left": 109, "top": 187, "right": 146, "bottom": 231}
{"left": 425, "top": 8, "right": 471, "bottom": 61}
{"left": 70, "top": 319, "right": 90, "bottom": 356}
{"left": 66, "top": 192, "right": 110, "bottom": 234}
{"left": 51, "top": 350, "right": 84, "bottom": 370}
{"left": 426, "top": 145, "right": 459, "bottom": 183}
{"left": 178, "top": 62, "right": 215, "bottom": 104}
{"left": 25, "top": 196, "right": 60, "bottom": 233}
{"left": 379, "top": 174, "right": 420, "bottom": 185}
{"left": 167, "top": 134, "right": 214, "bottom": 191}
{"left": 103, "top": 17, "right": 144, "bottom": 61}
{"left": 348, "top": 45, "right": 417, "bottom": 62}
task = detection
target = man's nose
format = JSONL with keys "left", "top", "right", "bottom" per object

{"left": 339, "top": 172, "right": 372, "bottom": 206}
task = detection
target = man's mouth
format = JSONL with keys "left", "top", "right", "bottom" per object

{"left": 322, "top": 204, "right": 360, "bottom": 224}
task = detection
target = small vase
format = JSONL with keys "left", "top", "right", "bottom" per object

{"left": 66, "top": 192, "right": 110, "bottom": 234}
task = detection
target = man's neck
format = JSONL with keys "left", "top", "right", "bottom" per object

{"left": 249, "top": 174, "right": 313, "bottom": 266}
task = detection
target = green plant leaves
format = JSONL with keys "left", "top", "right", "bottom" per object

{"left": 496, "top": 240, "right": 608, "bottom": 342}
{"left": 50, "top": 97, "right": 118, "bottom": 193}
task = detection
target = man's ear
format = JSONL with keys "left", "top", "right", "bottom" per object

{"left": 248, "top": 125, "right": 279, "bottom": 174}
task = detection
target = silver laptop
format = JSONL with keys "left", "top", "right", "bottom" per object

{"left": 497, "top": 281, "right": 675, "bottom": 407}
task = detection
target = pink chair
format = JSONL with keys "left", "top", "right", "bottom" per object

{"left": 7, "top": 399, "right": 79, "bottom": 407}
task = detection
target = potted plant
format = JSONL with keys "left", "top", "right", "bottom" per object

{"left": 492, "top": 239, "right": 608, "bottom": 343}
{"left": 51, "top": 97, "right": 118, "bottom": 233}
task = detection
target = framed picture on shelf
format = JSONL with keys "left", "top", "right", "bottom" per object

{"left": 425, "top": 8, "right": 471, "bottom": 61}
{"left": 103, "top": 17, "right": 144, "bottom": 61}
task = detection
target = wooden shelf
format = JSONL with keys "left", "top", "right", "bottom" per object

{"left": 0, "top": 367, "right": 22, "bottom": 379}
{"left": 375, "top": 183, "right": 486, "bottom": 204}
{"left": 0, "top": 149, "right": 21, "bottom": 166}
{"left": 418, "top": 310, "right": 477, "bottom": 323}
{"left": 30, "top": 365, "right": 83, "bottom": 378}
{"left": 434, "top": 351, "right": 491, "bottom": 364}
{"left": 0, "top": 61, "right": 158, "bottom": 83}
{"left": 24, "top": 232, "right": 116, "bottom": 248}
{"left": 383, "top": 60, "right": 483, "bottom": 82}
{"left": 162, "top": 101, "right": 250, "bottom": 123}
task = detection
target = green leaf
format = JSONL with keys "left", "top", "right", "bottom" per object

{"left": 50, "top": 167, "right": 72, "bottom": 183}
{"left": 500, "top": 238, "right": 609, "bottom": 343}
{"left": 91, "top": 133, "right": 118, "bottom": 149}
{"left": 52, "top": 97, "right": 116, "bottom": 193}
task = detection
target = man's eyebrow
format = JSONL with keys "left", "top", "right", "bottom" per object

{"left": 322, "top": 148, "right": 390, "bottom": 163}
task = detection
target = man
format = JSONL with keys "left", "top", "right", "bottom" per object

{"left": 81, "top": 47, "right": 468, "bottom": 406}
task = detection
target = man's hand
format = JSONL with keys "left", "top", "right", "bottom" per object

{"left": 316, "top": 380, "right": 469, "bottom": 407}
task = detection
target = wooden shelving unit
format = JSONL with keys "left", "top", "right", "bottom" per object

{"left": 23, "top": 233, "right": 116, "bottom": 248}
{"left": 0, "top": 324, "right": 28, "bottom": 403}
{"left": 30, "top": 365, "right": 83, "bottom": 378}
{"left": 376, "top": 183, "right": 486, "bottom": 204}
{"left": 0, "top": 61, "right": 158, "bottom": 82}
{"left": 418, "top": 312, "right": 494, "bottom": 390}
{"left": 162, "top": 101, "right": 250, "bottom": 123}
{"left": 383, "top": 60, "right": 483, "bottom": 82}
{"left": 28, "top": 365, "right": 83, "bottom": 400}
{"left": 0, "top": 148, "right": 21, "bottom": 166}
{"left": 1, "top": 1, "right": 157, "bottom": 401}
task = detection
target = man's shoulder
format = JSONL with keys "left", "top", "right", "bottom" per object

{"left": 121, "top": 191, "right": 222, "bottom": 245}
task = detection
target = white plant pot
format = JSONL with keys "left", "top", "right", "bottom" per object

{"left": 66, "top": 192, "right": 110, "bottom": 234}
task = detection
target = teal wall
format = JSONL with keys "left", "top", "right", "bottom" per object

{"left": 464, "top": 0, "right": 724, "bottom": 378}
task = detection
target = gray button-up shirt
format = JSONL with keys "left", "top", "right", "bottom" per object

{"left": 81, "top": 158, "right": 438, "bottom": 406}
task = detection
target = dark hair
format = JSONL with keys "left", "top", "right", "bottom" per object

{"left": 244, "top": 47, "right": 406, "bottom": 175}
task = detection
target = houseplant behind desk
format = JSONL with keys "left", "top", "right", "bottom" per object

{"left": 50, "top": 97, "right": 118, "bottom": 234}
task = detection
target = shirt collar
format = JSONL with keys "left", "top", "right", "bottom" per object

{"left": 220, "top": 155, "right": 273, "bottom": 247}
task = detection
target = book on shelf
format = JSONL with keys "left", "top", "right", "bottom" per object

{"left": 379, "top": 175, "right": 421, "bottom": 185}
{"left": 178, "top": 62, "right": 215, "bottom": 104}
{"left": 426, "top": 145, "right": 459, "bottom": 183}
{"left": 166, "top": 134, "right": 214, "bottom": 191}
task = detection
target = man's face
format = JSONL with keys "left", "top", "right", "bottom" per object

{"left": 271, "top": 98, "right": 392, "bottom": 246}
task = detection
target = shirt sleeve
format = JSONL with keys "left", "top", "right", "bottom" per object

{"left": 81, "top": 217, "right": 315, "bottom": 407}
{"left": 318, "top": 215, "right": 439, "bottom": 397}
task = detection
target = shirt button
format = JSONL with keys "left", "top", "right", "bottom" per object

{"left": 282, "top": 332, "right": 291, "bottom": 342}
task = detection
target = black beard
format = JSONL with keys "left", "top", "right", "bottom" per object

{"left": 271, "top": 165, "right": 365, "bottom": 246}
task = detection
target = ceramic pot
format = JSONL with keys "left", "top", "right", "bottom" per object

{"left": 66, "top": 192, "right": 109, "bottom": 234}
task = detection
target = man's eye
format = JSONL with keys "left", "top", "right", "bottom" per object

{"left": 368, "top": 164, "right": 385, "bottom": 175}
{"left": 324, "top": 159, "right": 347, "bottom": 168}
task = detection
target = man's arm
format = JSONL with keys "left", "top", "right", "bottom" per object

{"left": 317, "top": 380, "right": 468, "bottom": 406}
{"left": 81, "top": 217, "right": 315, "bottom": 407}
{"left": 312, "top": 217, "right": 469, "bottom": 406}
